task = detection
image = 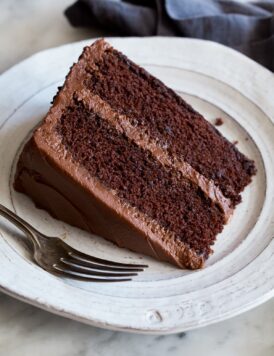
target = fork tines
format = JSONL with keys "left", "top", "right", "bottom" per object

{"left": 53, "top": 250, "right": 148, "bottom": 282}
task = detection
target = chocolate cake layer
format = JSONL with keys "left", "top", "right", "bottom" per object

{"left": 14, "top": 39, "right": 256, "bottom": 269}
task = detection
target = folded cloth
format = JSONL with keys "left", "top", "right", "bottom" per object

{"left": 65, "top": 0, "right": 274, "bottom": 71}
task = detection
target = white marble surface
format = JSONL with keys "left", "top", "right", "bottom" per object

{"left": 0, "top": 1, "right": 273, "bottom": 355}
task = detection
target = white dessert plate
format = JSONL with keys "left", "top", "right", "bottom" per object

{"left": 0, "top": 37, "right": 273, "bottom": 334}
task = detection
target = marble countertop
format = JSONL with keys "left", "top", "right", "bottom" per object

{"left": 0, "top": 1, "right": 273, "bottom": 355}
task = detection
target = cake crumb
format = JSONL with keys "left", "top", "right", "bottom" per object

{"left": 214, "top": 118, "right": 224, "bottom": 126}
{"left": 245, "top": 137, "right": 249, "bottom": 141}
{"left": 233, "top": 140, "right": 238, "bottom": 145}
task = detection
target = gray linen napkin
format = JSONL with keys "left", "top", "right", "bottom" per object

{"left": 65, "top": 0, "right": 274, "bottom": 71}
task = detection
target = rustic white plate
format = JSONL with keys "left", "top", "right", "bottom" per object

{"left": 0, "top": 37, "right": 273, "bottom": 334}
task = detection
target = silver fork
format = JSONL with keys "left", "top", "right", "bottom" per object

{"left": 0, "top": 204, "right": 148, "bottom": 282}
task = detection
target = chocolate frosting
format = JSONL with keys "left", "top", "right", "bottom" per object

{"left": 14, "top": 39, "right": 233, "bottom": 269}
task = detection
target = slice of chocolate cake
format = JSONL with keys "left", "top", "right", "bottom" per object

{"left": 14, "top": 39, "right": 256, "bottom": 269}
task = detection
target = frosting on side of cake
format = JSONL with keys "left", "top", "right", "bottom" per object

{"left": 15, "top": 134, "right": 204, "bottom": 269}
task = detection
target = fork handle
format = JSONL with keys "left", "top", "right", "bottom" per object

{"left": 0, "top": 203, "right": 40, "bottom": 246}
